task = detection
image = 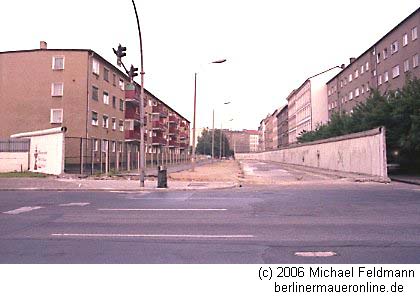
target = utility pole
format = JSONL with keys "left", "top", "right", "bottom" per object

{"left": 211, "top": 109, "right": 215, "bottom": 161}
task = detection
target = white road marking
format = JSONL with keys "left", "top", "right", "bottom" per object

{"left": 51, "top": 233, "right": 254, "bottom": 239}
{"left": 59, "top": 202, "right": 90, "bottom": 207}
{"left": 97, "top": 208, "right": 227, "bottom": 211}
{"left": 3, "top": 206, "right": 43, "bottom": 215}
{"left": 294, "top": 251, "right": 337, "bottom": 257}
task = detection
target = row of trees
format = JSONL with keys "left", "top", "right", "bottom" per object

{"left": 297, "top": 78, "right": 420, "bottom": 170}
{"left": 196, "top": 128, "right": 234, "bottom": 158}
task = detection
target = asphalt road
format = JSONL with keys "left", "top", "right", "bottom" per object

{"left": 1, "top": 180, "right": 420, "bottom": 263}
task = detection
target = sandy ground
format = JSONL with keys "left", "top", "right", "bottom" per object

{"left": 168, "top": 160, "right": 242, "bottom": 182}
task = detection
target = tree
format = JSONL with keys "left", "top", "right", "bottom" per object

{"left": 196, "top": 128, "right": 233, "bottom": 157}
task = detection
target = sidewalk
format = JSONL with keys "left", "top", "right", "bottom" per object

{"left": 389, "top": 175, "right": 420, "bottom": 186}
{"left": 0, "top": 160, "right": 240, "bottom": 191}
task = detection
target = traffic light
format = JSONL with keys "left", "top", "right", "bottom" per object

{"left": 113, "top": 44, "right": 127, "bottom": 66}
{"left": 128, "top": 65, "right": 139, "bottom": 81}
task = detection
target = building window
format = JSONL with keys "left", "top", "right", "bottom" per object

{"left": 372, "top": 69, "right": 377, "bottom": 77}
{"left": 102, "top": 115, "right": 109, "bottom": 128}
{"left": 119, "top": 120, "right": 124, "bottom": 132}
{"left": 112, "top": 118, "right": 116, "bottom": 130}
{"left": 119, "top": 99, "right": 124, "bottom": 111}
{"left": 378, "top": 74, "right": 382, "bottom": 85}
{"left": 119, "top": 78, "right": 124, "bottom": 90}
{"left": 355, "top": 69, "right": 359, "bottom": 78}
{"left": 52, "top": 56, "right": 64, "bottom": 70}
{"left": 91, "top": 111, "right": 98, "bottom": 126}
{"left": 376, "top": 52, "right": 381, "bottom": 63}
{"left": 104, "top": 68, "right": 109, "bottom": 82}
{"left": 92, "top": 59, "right": 100, "bottom": 75}
{"left": 392, "top": 65, "right": 400, "bottom": 78}
{"left": 112, "top": 141, "right": 116, "bottom": 153}
{"left": 391, "top": 41, "right": 399, "bottom": 54}
{"left": 51, "top": 83, "right": 64, "bottom": 97}
{"left": 366, "top": 61, "right": 369, "bottom": 71}
{"left": 383, "top": 48, "right": 388, "bottom": 59}
{"left": 361, "top": 85, "right": 365, "bottom": 94}
{"left": 366, "top": 84, "right": 370, "bottom": 92}
{"left": 361, "top": 65, "right": 364, "bottom": 74}
{"left": 349, "top": 91, "right": 353, "bottom": 100}
{"left": 349, "top": 73, "right": 353, "bottom": 82}
{"left": 112, "top": 96, "right": 116, "bottom": 108}
{"left": 103, "top": 91, "right": 109, "bottom": 105}
{"left": 93, "top": 139, "right": 99, "bottom": 152}
{"left": 340, "top": 80, "right": 343, "bottom": 88}
{"left": 112, "top": 74, "right": 116, "bottom": 86}
{"left": 384, "top": 71, "right": 389, "bottom": 82}
{"left": 92, "top": 86, "right": 99, "bottom": 101}
{"left": 403, "top": 33, "right": 408, "bottom": 46}
{"left": 412, "top": 27, "right": 418, "bottom": 41}
{"left": 50, "top": 109, "right": 63, "bottom": 124}
{"left": 102, "top": 140, "right": 108, "bottom": 152}
{"left": 355, "top": 88, "right": 360, "bottom": 97}
{"left": 413, "top": 54, "right": 419, "bottom": 68}
{"left": 404, "top": 59, "right": 409, "bottom": 72}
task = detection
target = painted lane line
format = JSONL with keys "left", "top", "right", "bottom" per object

{"left": 294, "top": 251, "right": 337, "bottom": 257}
{"left": 59, "top": 202, "right": 90, "bottom": 207}
{"left": 97, "top": 208, "right": 227, "bottom": 211}
{"left": 51, "top": 233, "right": 254, "bottom": 239}
{"left": 3, "top": 206, "right": 43, "bottom": 215}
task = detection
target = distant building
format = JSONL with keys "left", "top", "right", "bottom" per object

{"left": 276, "top": 105, "right": 288, "bottom": 147}
{"left": 245, "top": 130, "right": 259, "bottom": 152}
{"left": 327, "top": 8, "right": 419, "bottom": 118}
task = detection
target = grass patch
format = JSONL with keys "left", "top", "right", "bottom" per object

{"left": 0, "top": 171, "right": 48, "bottom": 178}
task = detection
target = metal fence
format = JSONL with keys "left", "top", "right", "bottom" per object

{"left": 0, "top": 139, "right": 30, "bottom": 152}
{"left": 64, "top": 137, "right": 191, "bottom": 175}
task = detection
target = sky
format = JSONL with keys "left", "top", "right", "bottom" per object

{"left": 1, "top": 0, "right": 419, "bottom": 131}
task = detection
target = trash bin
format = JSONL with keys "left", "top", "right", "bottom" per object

{"left": 157, "top": 165, "right": 167, "bottom": 188}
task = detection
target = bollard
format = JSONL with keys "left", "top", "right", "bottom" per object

{"left": 157, "top": 165, "right": 168, "bottom": 188}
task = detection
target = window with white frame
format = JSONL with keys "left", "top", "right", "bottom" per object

{"left": 102, "top": 115, "right": 109, "bottom": 128}
{"left": 119, "top": 120, "right": 124, "bottom": 132}
{"left": 361, "top": 85, "right": 365, "bottom": 94}
{"left": 412, "top": 27, "right": 418, "bottom": 41}
{"left": 378, "top": 74, "right": 382, "bottom": 85}
{"left": 91, "top": 111, "right": 98, "bottom": 126}
{"left": 392, "top": 65, "right": 400, "bottom": 78}
{"left": 112, "top": 118, "right": 116, "bottom": 130}
{"left": 404, "top": 59, "right": 410, "bottom": 72}
{"left": 384, "top": 71, "right": 389, "bottom": 82}
{"left": 92, "top": 86, "right": 99, "bottom": 101}
{"left": 101, "top": 140, "right": 108, "bottom": 152}
{"left": 51, "top": 83, "right": 64, "bottom": 96}
{"left": 372, "top": 69, "right": 377, "bottom": 77}
{"left": 349, "top": 73, "right": 353, "bottom": 82}
{"left": 93, "top": 139, "right": 99, "bottom": 152}
{"left": 355, "top": 88, "right": 360, "bottom": 97}
{"left": 366, "top": 61, "right": 369, "bottom": 71}
{"left": 366, "top": 84, "right": 370, "bottom": 92}
{"left": 349, "top": 91, "right": 353, "bottom": 100}
{"left": 103, "top": 68, "right": 109, "bottom": 82}
{"left": 92, "top": 59, "right": 100, "bottom": 75}
{"left": 52, "top": 56, "right": 64, "bottom": 70}
{"left": 103, "top": 91, "right": 109, "bottom": 105}
{"left": 355, "top": 69, "right": 359, "bottom": 78}
{"left": 50, "top": 109, "right": 63, "bottom": 124}
{"left": 112, "top": 141, "right": 116, "bottom": 152}
{"left": 376, "top": 52, "right": 381, "bottom": 63}
{"left": 340, "top": 80, "right": 343, "bottom": 88}
{"left": 119, "top": 78, "right": 124, "bottom": 90}
{"left": 383, "top": 48, "right": 388, "bottom": 59}
{"left": 391, "top": 41, "right": 399, "bottom": 54}
{"left": 361, "top": 65, "right": 364, "bottom": 74}
{"left": 403, "top": 33, "right": 408, "bottom": 46}
{"left": 413, "top": 54, "right": 419, "bottom": 68}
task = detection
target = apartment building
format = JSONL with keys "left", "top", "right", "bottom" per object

{"left": 327, "top": 8, "right": 419, "bottom": 117}
{"left": 276, "top": 105, "right": 288, "bottom": 148}
{"left": 258, "top": 119, "right": 266, "bottom": 152}
{"left": 264, "top": 112, "right": 277, "bottom": 150}
{"left": 287, "top": 67, "right": 340, "bottom": 144}
{"left": 0, "top": 42, "right": 190, "bottom": 173}
{"left": 245, "top": 130, "right": 259, "bottom": 152}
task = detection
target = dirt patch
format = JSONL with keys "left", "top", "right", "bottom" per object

{"left": 169, "top": 160, "right": 242, "bottom": 182}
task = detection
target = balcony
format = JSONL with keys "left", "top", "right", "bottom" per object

{"left": 125, "top": 130, "right": 147, "bottom": 141}
{"left": 152, "top": 120, "right": 166, "bottom": 131}
{"left": 152, "top": 105, "right": 168, "bottom": 117}
{"left": 168, "top": 115, "right": 178, "bottom": 124}
{"left": 125, "top": 107, "right": 140, "bottom": 120}
{"left": 179, "top": 142, "right": 189, "bottom": 149}
{"left": 179, "top": 132, "right": 188, "bottom": 140}
{"left": 168, "top": 140, "right": 178, "bottom": 148}
{"left": 168, "top": 126, "right": 179, "bottom": 135}
{"left": 152, "top": 136, "right": 166, "bottom": 145}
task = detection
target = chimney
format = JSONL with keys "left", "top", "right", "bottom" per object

{"left": 40, "top": 41, "right": 48, "bottom": 50}
{"left": 349, "top": 57, "right": 356, "bottom": 64}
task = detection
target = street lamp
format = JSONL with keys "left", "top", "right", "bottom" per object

{"left": 191, "top": 59, "right": 227, "bottom": 171}
{"left": 218, "top": 102, "right": 232, "bottom": 159}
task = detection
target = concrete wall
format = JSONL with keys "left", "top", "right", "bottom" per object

{"left": 236, "top": 127, "right": 387, "bottom": 178}
{"left": 0, "top": 152, "right": 29, "bottom": 172}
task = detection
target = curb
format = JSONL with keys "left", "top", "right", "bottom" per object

{"left": 389, "top": 177, "right": 420, "bottom": 186}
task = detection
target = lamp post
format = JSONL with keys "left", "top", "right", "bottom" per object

{"left": 131, "top": 0, "right": 146, "bottom": 187}
{"left": 191, "top": 59, "right": 226, "bottom": 171}
{"left": 212, "top": 101, "right": 231, "bottom": 160}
